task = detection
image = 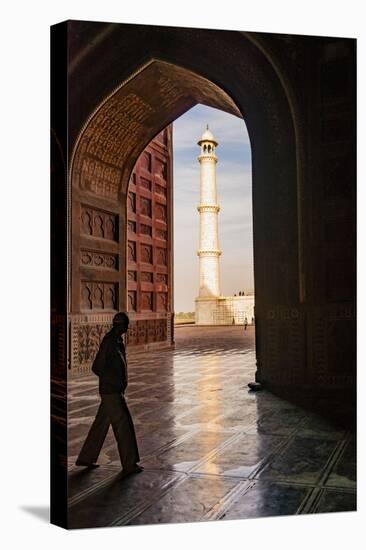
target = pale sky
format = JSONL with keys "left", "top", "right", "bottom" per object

{"left": 173, "top": 104, "right": 253, "bottom": 312}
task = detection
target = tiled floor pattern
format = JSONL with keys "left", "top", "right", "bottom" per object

{"left": 67, "top": 326, "right": 356, "bottom": 529}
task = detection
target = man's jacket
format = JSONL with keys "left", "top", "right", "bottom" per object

{"left": 91, "top": 330, "right": 128, "bottom": 394}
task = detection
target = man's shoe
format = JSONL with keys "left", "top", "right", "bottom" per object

{"left": 75, "top": 460, "right": 100, "bottom": 469}
{"left": 119, "top": 464, "right": 144, "bottom": 479}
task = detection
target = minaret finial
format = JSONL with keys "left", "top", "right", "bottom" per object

{"left": 206, "top": 123, "right": 209, "bottom": 130}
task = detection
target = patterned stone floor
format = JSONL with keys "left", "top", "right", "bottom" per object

{"left": 67, "top": 326, "right": 356, "bottom": 529}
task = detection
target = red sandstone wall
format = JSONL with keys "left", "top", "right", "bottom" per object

{"left": 126, "top": 125, "right": 174, "bottom": 348}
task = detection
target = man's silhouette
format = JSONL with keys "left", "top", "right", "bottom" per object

{"left": 75, "top": 312, "right": 143, "bottom": 478}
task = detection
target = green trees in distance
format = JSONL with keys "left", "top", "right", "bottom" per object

{"left": 175, "top": 312, "right": 195, "bottom": 318}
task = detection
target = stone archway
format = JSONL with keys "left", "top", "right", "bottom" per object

{"left": 56, "top": 21, "right": 355, "bottom": 408}
{"left": 68, "top": 47, "right": 302, "bottom": 404}
{"left": 69, "top": 60, "right": 255, "bottom": 373}
{"left": 67, "top": 28, "right": 302, "bottom": 392}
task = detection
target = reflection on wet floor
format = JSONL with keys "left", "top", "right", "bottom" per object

{"left": 67, "top": 326, "right": 356, "bottom": 529}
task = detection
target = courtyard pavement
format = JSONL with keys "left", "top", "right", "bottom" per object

{"left": 67, "top": 325, "right": 356, "bottom": 529}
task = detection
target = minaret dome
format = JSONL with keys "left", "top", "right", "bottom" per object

{"left": 197, "top": 124, "right": 218, "bottom": 155}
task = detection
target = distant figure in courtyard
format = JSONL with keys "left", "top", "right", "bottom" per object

{"left": 244, "top": 316, "right": 248, "bottom": 330}
{"left": 76, "top": 312, "right": 143, "bottom": 478}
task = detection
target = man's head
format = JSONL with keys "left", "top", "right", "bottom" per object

{"left": 112, "top": 312, "right": 129, "bottom": 334}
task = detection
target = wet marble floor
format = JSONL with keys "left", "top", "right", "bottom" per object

{"left": 67, "top": 326, "right": 356, "bottom": 529}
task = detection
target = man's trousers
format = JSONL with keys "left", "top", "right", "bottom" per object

{"left": 76, "top": 393, "right": 140, "bottom": 468}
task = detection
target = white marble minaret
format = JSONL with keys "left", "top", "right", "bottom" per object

{"left": 194, "top": 125, "right": 254, "bottom": 325}
{"left": 195, "top": 126, "right": 222, "bottom": 324}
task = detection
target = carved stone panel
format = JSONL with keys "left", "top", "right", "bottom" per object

{"left": 71, "top": 314, "right": 114, "bottom": 376}
{"left": 126, "top": 319, "right": 168, "bottom": 346}
{"left": 128, "top": 191, "right": 136, "bottom": 212}
{"left": 128, "top": 241, "right": 136, "bottom": 262}
{"left": 140, "top": 177, "right": 151, "bottom": 191}
{"left": 156, "top": 228, "right": 167, "bottom": 240}
{"left": 81, "top": 205, "right": 118, "bottom": 241}
{"left": 141, "top": 292, "right": 153, "bottom": 311}
{"left": 128, "top": 291, "right": 136, "bottom": 311}
{"left": 157, "top": 292, "right": 168, "bottom": 311}
{"left": 141, "top": 272, "right": 153, "bottom": 282}
{"left": 140, "top": 197, "right": 152, "bottom": 217}
{"left": 155, "top": 183, "right": 167, "bottom": 197}
{"left": 155, "top": 159, "right": 167, "bottom": 180}
{"left": 140, "top": 224, "right": 152, "bottom": 236}
{"left": 156, "top": 273, "right": 168, "bottom": 284}
{"left": 157, "top": 247, "right": 167, "bottom": 265}
{"left": 156, "top": 204, "right": 167, "bottom": 222}
{"left": 80, "top": 249, "right": 118, "bottom": 270}
{"left": 141, "top": 151, "right": 152, "bottom": 172}
{"left": 81, "top": 281, "right": 118, "bottom": 311}
{"left": 141, "top": 244, "right": 153, "bottom": 263}
{"left": 80, "top": 156, "right": 121, "bottom": 199}
{"left": 128, "top": 220, "right": 136, "bottom": 233}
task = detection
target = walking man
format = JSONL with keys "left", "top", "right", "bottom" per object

{"left": 75, "top": 312, "right": 143, "bottom": 478}
{"left": 244, "top": 316, "right": 248, "bottom": 331}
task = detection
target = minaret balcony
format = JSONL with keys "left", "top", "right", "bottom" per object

{"left": 197, "top": 154, "right": 218, "bottom": 163}
{"left": 197, "top": 204, "right": 220, "bottom": 213}
{"left": 197, "top": 249, "right": 222, "bottom": 257}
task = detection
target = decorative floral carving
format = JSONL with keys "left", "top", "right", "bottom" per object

{"left": 80, "top": 249, "right": 118, "bottom": 270}
{"left": 77, "top": 323, "right": 111, "bottom": 365}
{"left": 126, "top": 319, "right": 167, "bottom": 346}
{"left": 81, "top": 252, "right": 93, "bottom": 265}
